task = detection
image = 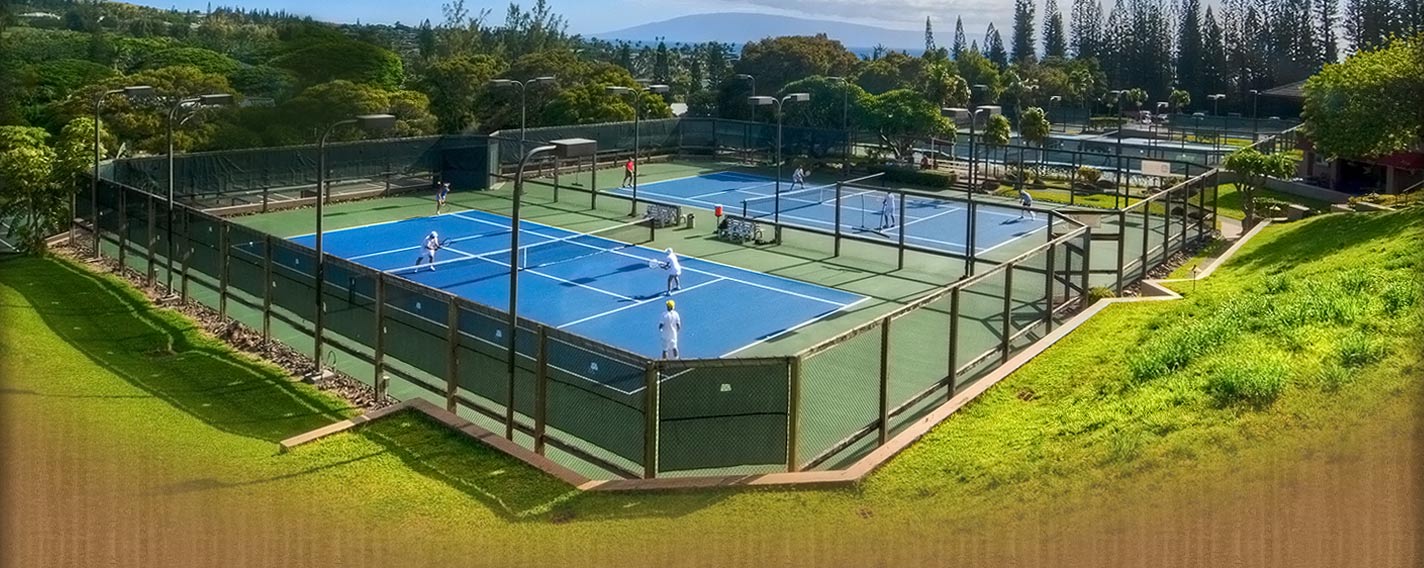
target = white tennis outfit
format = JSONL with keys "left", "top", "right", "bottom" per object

{"left": 665, "top": 250, "right": 683, "bottom": 293}
{"left": 418, "top": 232, "right": 439, "bottom": 265}
{"left": 880, "top": 194, "right": 898, "bottom": 229}
{"left": 659, "top": 309, "right": 682, "bottom": 356}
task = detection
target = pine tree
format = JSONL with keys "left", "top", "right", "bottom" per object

{"left": 1344, "top": 0, "right": 1398, "bottom": 52}
{"left": 1201, "top": 7, "right": 1228, "bottom": 101}
{"left": 1315, "top": 0, "right": 1339, "bottom": 63}
{"left": 1044, "top": 0, "right": 1069, "bottom": 58}
{"left": 953, "top": 17, "right": 968, "bottom": 58}
{"left": 1177, "top": 0, "right": 1204, "bottom": 94}
{"left": 1012, "top": 0, "right": 1039, "bottom": 63}
{"left": 1102, "top": 0, "right": 1128, "bottom": 85}
{"left": 926, "top": 17, "right": 937, "bottom": 54}
{"left": 1071, "top": 0, "right": 1104, "bottom": 59}
{"left": 986, "top": 23, "right": 1010, "bottom": 68}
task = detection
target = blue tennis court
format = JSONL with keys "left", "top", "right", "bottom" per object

{"left": 609, "top": 171, "right": 1050, "bottom": 256}
{"left": 289, "top": 209, "right": 865, "bottom": 364}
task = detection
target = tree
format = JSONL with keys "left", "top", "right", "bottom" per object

{"left": 923, "top": 63, "right": 971, "bottom": 107}
{"left": 735, "top": 35, "right": 860, "bottom": 96}
{"left": 138, "top": 47, "right": 241, "bottom": 76}
{"left": 986, "top": 24, "right": 1009, "bottom": 68}
{"left": 1177, "top": 0, "right": 1205, "bottom": 101}
{"left": 1072, "top": 0, "right": 1104, "bottom": 59}
{"left": 779, "top": 76, "right": 871, "bottom": 130}
{"left": 1201, "top": 7, "right": 1229, "bottom": 99}
{"left": 270, "top": 39, "right": 405, "bottom": 90}
{"left": 957, "top": 49, "right": 1003, "bottom": 100}
{"left": 1169, "top": 88, "right": 1191, "bottom": 112}
{"left": 953, "top": 17, "right": 968, "bottom": 58}
{"left": 1316, "top": 0, "right": 1340, "bottom": 63}
{"left": 1222, "top": 147, "right": 1297, "bottom": 226}
{"left": 420, "top": 54, "right": 502, "bottom": 133}
{"left": 862, "top": 89, "right": 955, "bottom": 159}
{"left": 1302, "top": 37, "right": 1423, "bottom": 159}
{"left": 1043, "top": 0, "right": 1069, "bottom": 58}
{"left": 0, "top": 127, "right": 60, "bottom": 254}
{"left": 982, "top": 114, "right": 1013, "bottom": 178}
{"left": 1019, "top": 106, "right": 1052, "bottom": 145}
{"left": 1344, "top": 0, "right": 1399, "bottom": 52}
{"left": 1012, "top": 0, "right": 1039, "bottom": 64}
{"left": 925, "top": 17, "right": 937, "bottom": 54}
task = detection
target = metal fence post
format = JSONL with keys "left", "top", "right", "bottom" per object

{"left": 118, "top": 188, "right": 128, "bottom": 268}
{"left": 534, "top": 327, "right": 550, "bottom": 454}
{"left": 589, "top": 154, "right": 598, "bottom": 209}
{"left": 1001, "top": 263, "right": 1015, "bottom": 363}
{"left": 374, "top": 274, "right": 386, "bottom": 400}
{"left": 146, "top": 195, "right": 157, "bottom": 287}
{"left": 446, "top": 298, "right": 460, "bottom": 413}
{"left": 218, "top": 222, "right": 230, "bottom": 321}
{"left": 896, "top": 190, "right": 907, "bottom": 269}
{"left": 1115, "top": 211, "right": 1127, "bottom": 295}
{"left": 643, "top": 361, "right": 659, "bottom": 479}
{"left": 1141, "top": 203, "right": 1151, "bottom": 274}
{"left": 180, "top": 207, "right": 192, "bottom": 302}
{"left": 966, "top": 200, "right": 979, "bottom": 276}
{"left": 262, "top": 234, "right": 273, "bottom": 354}
{"left": 947, "top": 287, "right": 961, "bottom": 397}
{"left": 1045, "top": 243, "right": 1057, "bottom": 331}
{"left": 787, "top": 355, "right": 802, "bottom": 472}
{"left": 833, "top": 182, "right": 843, "bottom": 257}
{"left": 878, "top": 317, "right": 891, "bottom": 445}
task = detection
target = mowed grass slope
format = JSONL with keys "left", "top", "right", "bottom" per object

{"left": 1, "top": 207, "right": 1420, "bottom": 567}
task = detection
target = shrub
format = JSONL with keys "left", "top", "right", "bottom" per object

{"left": 1206, "top": 358, "right": 1289, "bottom": 408}
{"left": 1316, "top": 363, "right": 1354, "bottom": 392}
{"left": 1087, "top": 286, "right": 1116, "bottom": 305}
{"left": 1077, "top": 166, "right": 1103, "bottom": 185}
{"left": 1380, "top": 279, "right": 1420, "bottom": 316}
{"left": 1336, "top": 331, "right": 1388, "bottom": 368}
{"left": 866, "top": 164, "right": 957, "bottom": 190}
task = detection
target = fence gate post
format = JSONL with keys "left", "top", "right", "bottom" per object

{"left": 180, "top": 207, "right": 192, "bottom": 303}
{"left": 947, "top": 288, "right": 961, "bottom": 397}
{"left": 833, "top": 183, "right": 843, "bottom": 257}
{"left": 589, "top": 154, "right": 598, "bottom": 209}
{"left": 878, "top": 317, "right": 891, "bottom": 445}
{"left": 146, "top": 195, "right": 157, "bottom": 287}
{"left": 262, "top": 234, "right": 273, "bottom": 354}
{"left": 1045, "top": 242, "right": 1057, "bottom": 331}
{"left": 1141, "top": 203, "right": 1151, "bottom": 273}
{"left": 1115, "top": 211, "right": 1127, "bottom": 295}
{"left": 534, "top": 326, "right": 549, "bottom": 455}
{"left": 446, "top": 298, "right": 460, "bottom": 413}
{"left": 1001, "top": 263, "right": 1015, "bottom": 363}
{"left": 966, "top": 200, "right": 979, "bottom": 277}
{"left": 219, "top": 222, "right": 230, "bottom": 321}
{"left": 643, "top": 361, "right": 659, "bottom": 479}
{"left": 787, "top": 356, "right": 802, "bottom": 472}
{"left": 374, "top": 274, "right": 387, "bottom": 401}
{"left": 118, "top": 188, "right": 127, "bottom": 268}
{"left": 897, "top": 191, "right": 907, "bottom": 269}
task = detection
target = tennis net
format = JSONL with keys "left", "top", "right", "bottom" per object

{"left": 740, "top": 183, "right": 838, "bottom": 219}
{"left": 513, "top": 218, "right": 656, "bottom": 270}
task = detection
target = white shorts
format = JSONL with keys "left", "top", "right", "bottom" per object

{"left": 419, "top": 250, "right": 436, "bottom": 263}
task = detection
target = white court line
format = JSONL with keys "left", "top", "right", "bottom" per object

{"left": 976, "top": 223, "right": 1050, "bottom": 257}
{"left": 452, "top": 212, "right": 852, "bottom": 307}
{"left": 441, "top": 245, "right": 636, "bottom": 302}
{"left": 350, "top": 227, "right": 510, "bottom": 261}
{"left": 901, "top": 206, "right": 965, "bottom": 227}
{"left": 556, "top": 277, "right": 727, "bottom": 329}
{"left": 720, "top": 296, "right": 874, "bottom": 357}
{"left": 688, "top": 180, "right": 778, "bottom": 200}
{"left": 288, "top": 208, "right": 495, "bottom": 240}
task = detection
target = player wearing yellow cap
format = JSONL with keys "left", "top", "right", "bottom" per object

{"left": 659, "top": 299, "right": 682, "bottom": 359}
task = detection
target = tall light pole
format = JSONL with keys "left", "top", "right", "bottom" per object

{"left": 89, "top": 85, "right": 154, "bottom": 257}
{"left": 750, "top": 93, "right": 811, "bottom": 244}
{"left": 733, "top": 73, "right": 756, "bottom": 97}
{"left": 1249, "top": 88, "right": 1261, "bottom": 142}
{"left": 1109, "top": 89, "right": 1130, "bottom": 208}
{"left": 165, "top": 93, "right": 234, "bottom": 295}
{"left": 826, "top": 77, "right": 852, "bottom": 176}
{"left": 606, "top": 84, "right": 670, "bottom": 216}
{"left": 489, "top": 76, "right": 556, "bottom": 145}
{"left": 1208, "top": 93, "right": 1226, "bottom": 157}
{"left": 314, "top": 114, "right": 397, "bottom": 374}
{"left": 505, "top": 138, "right": 596, "bottom": 439}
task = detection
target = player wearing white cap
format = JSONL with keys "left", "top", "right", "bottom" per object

{"left": 661, "top": 247, "right": 682, "bottom": 295}
{"left": 659, "top": 299, "right": 682, "bottom": 359}
{"left": 415, "top": 231, "right": 441, "bottom": 271}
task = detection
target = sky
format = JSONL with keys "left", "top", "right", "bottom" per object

{"left": 121, "top": 0, "right": 1001, "bottom": 35}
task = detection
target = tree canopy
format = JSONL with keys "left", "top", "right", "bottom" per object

{"left": 1302, "top": 36, "right": 1424, "bottom": 159}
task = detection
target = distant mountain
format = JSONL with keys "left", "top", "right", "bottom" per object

{"left": 593, "top": 13, "right": 926, "bottom": 52}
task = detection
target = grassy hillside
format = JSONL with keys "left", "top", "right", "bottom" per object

{"left": 1, "top": 207, "right": 1420, "bottom": 567}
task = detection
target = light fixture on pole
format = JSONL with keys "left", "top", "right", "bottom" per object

{"left": 1108, "top": 89, "right": 1132, "bottom": 207}
{"left": 313, "top": 114, "right": 397, "bottom": 375}
{"left": 750, "top": 92, "right": 811, "bottom": 244}
{"left": 606, "top": 84, "right": 670, "bottom": 216}
{"left": 89, "top": 85, "right": 155, "bottom": 257}
{"left": 164, "top": 93, "right": 235, "bottom": 296}
{"left": 505, "top": 137, "right": 597, "bottom": 439}
{"left": 1208, "top": 93, "right": 1226, "bottom": 155}
{"left": 1048, "top": 95, "right": 1062, "bottom": 133}
{"left": 733, "top": 73, "right": 756, "bottom": 97}
{"left": 489, "top": 76, "right": 557, "bottom": 145}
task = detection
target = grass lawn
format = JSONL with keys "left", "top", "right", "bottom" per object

{"left": 2, "top": 207, "right": 1421, "bottom": 566}
{"left": 1216, "top": 182, "right": 1334, "bottom": 220}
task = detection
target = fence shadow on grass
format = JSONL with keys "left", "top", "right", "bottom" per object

{"left": 350, "top": 409, "right": 741, "bottom": 523}
{"left": 0, "top": 255, "right": 355, "bottom": 444}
